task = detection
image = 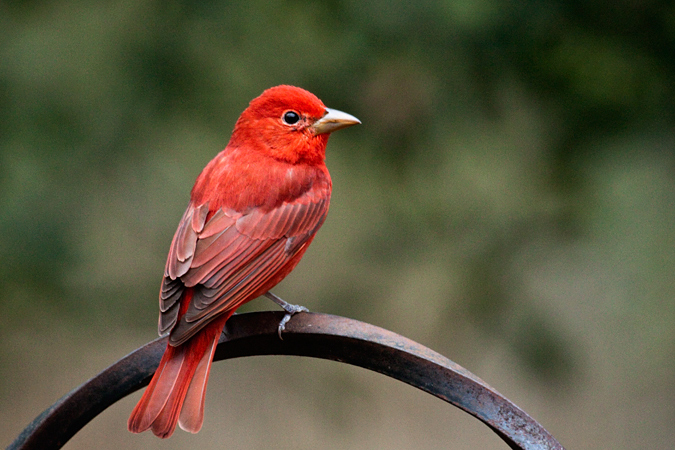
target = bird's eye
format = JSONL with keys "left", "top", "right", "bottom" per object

{"left": 282, "top": 111, "right": 300, "bottom": 125}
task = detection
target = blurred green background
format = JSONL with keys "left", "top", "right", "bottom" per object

{"left": 2, "top": 0, "right": 674, "bottom": 448}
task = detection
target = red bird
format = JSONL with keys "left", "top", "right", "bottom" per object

{"left": 128, "top": 86, "right": 359, "bottom": 438}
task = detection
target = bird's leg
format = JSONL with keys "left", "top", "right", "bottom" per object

{"left": 264, "top": 291, "right": 309, "bottom": 339}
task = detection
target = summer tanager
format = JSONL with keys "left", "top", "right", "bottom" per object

{"left": 127, "top": 85, "right": 359, "bottom": 438}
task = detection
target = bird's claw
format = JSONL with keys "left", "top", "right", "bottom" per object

{"left": 263, "top": 292, "right": 309, "bottom": 340}
{"left": 277, "top": 304, "right": 309, "bottom": 340}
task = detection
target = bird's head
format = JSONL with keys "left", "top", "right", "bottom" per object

{"left": 230, "top": 85, "right": 360, "bottom": 165}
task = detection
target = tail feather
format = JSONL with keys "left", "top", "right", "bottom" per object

{"left": 127, "top": 344, "right": 186, "bottom": 435}
{"left": 148, "top": 344, "right": 192, "bottom": 438}
{"left": 128, "top": 308, "right": 232, "bottom": 438}
{"left": 178, "top": 330, "right": 220, "bottom": 433}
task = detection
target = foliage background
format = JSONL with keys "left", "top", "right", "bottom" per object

{"left": 2, "top": 1, "right": 674, "bottom": 448}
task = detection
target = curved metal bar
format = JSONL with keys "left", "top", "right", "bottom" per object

{"left": 9, "top": 312, "right": 564, "bottom": 450}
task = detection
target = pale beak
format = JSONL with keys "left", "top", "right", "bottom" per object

{"left": 312, "top": 108, "right": 361, "bottom": 135}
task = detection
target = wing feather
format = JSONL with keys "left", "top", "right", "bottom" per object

{"left": 160, "top": 278, "right": 184, "bottom": 312}
{"left": 161, "top": 277, "right": 183, "bottom": 296}
{"left": 189, "top": 226, "right": 242, "bottom": 270}
{"left": 175, "top": 218, "right": 197, "bottom": 264}
{"left": 159, "top": 302, "right": 180, "bottom": 335}
{"left": 158, "top": 183, "right": 330, "bottom": 343}
{"left": 191, "top": 203, "right": 209, "bottom": 233}
{"left": 199, "top": 239, "right": 269, "bottom": 289}
{"left": 187, "top": 233, "right": 259, "bottom": 286}
{"left": 199, "top": 208, "right": 239, "bottom": 238}
{"left": 186, "top": 241, "right": 288, "bottom": 321}
{"left": 188, "top": 240, "right": 285, "bottom": 313}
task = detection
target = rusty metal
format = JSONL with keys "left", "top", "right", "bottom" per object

{"left": 9, "top": 312, "right": 564, "bottom": 450}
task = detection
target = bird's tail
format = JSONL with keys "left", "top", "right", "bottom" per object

{"left": 128, "top": 292, "right": 232, "bottom": 438}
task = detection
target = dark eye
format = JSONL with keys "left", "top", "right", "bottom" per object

{"left": 282, "top": 111, "right": 300, "bottom": 125}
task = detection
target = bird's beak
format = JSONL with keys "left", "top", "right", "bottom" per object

{"left": 312, "top": 108, "right": 361, "bottom": 135}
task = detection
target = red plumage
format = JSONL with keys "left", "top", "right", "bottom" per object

{"left": 128, "top": 85, "right": 359, "bottom": 438}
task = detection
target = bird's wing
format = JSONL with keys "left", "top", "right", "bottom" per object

{"left": 158, "top": 186, "right": 329, "bottom": 345}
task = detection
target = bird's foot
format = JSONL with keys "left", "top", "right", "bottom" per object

{"left": 276, "top": 304, "right": 309, "bottom": 339}
{"left": 264, "top": 292, "right": 309, "bottom": 340}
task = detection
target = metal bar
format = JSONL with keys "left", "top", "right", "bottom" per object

{"left": 8, "top": 312, "right": 564, "bottom": 450}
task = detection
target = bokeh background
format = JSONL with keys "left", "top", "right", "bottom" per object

{"left": 2, "top": 1, "right": 674, "bottom": 449}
